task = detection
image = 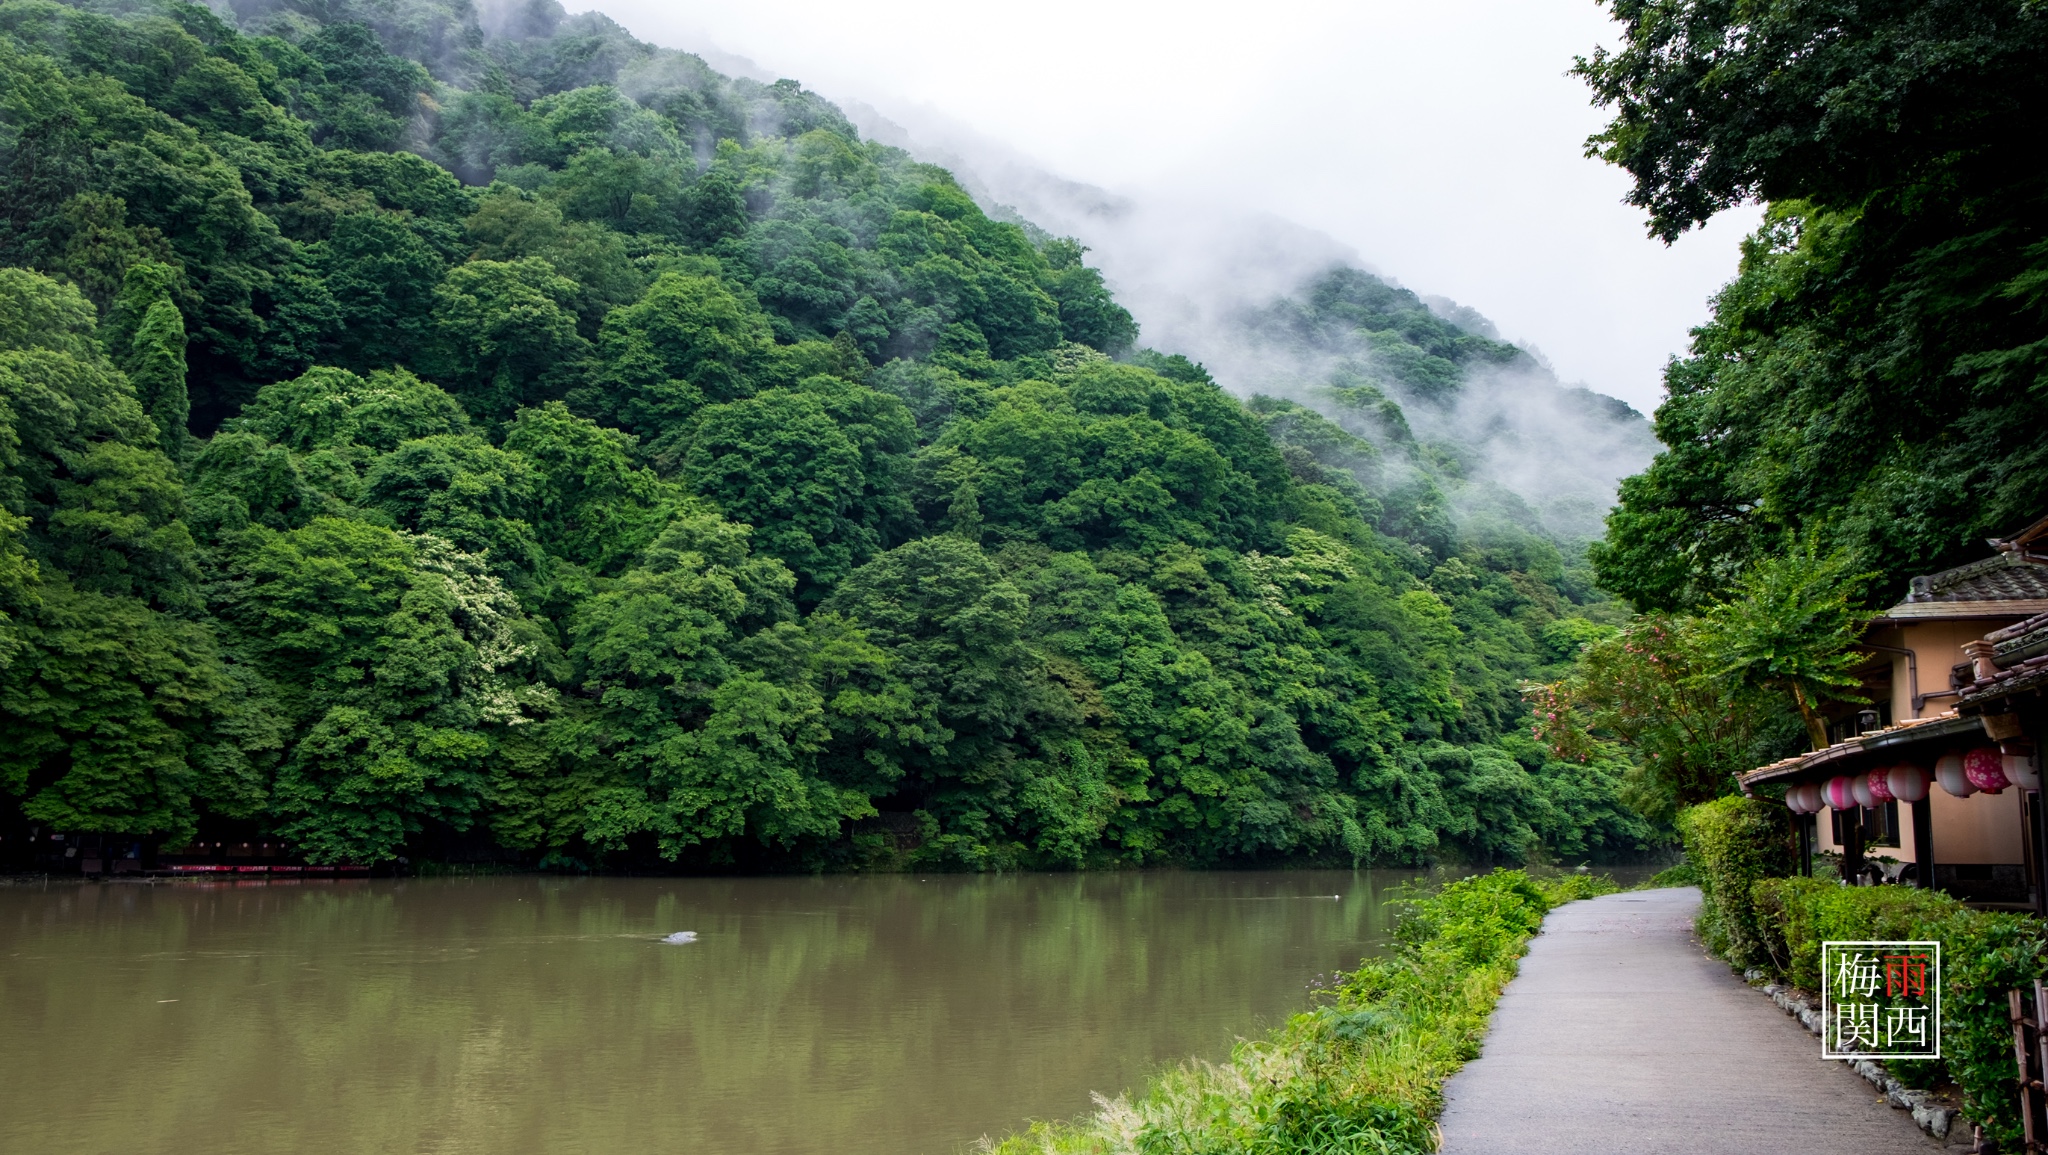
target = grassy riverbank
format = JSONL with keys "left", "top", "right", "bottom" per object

{"left": 984, "top": 869, "right": 1612, "bottom": 1155}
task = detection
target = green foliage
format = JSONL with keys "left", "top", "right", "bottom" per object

{"left": 684, "top": 388, "right": 877, "bottom": 595}
{"left": 0, "top": 266, "right": 220, "bottom": 837}
{"left": 126, "top": 295, "right": 189, "bottom": 459}
{"left": 0, "top": 583, "right": 221, "bottom": 839}
{"left": 1673, "top": 795, "right": 1796, "bottom": 967}
{"left": 1573, "top": 0, "right": 2046, "bottom": 243}
{"left": 1530, "top": 615, "right": 1802, "bottom": 818}
{"left": 1737, "top": 878, "right": 2048, "bottom": 1150}
{"left": 987, "top": 869, "right": 1615, "bottom": 1155}
{"left": 220, "top": 520, "right": 551, "bottom": 862}
{"left": 499, "top": 400, "right": 674, "bottom": 574}
{"left": 1645, "top": 860, "right": 1697, "bottom": 888}
{"left": 0, "top": 0, "right": 1653, "bottom": 869}
{"left": 1531, "top": 540, "right": 1869, "bottom": 814}
{"left": 1697, "top": 542, "right": 1876, "bottom": 748}
{"left": 556, "top": 512, "right": 862, "bottom": 859}
{"left": 591, "top": 272, "right": 775, "bottom": 440}
{"left": 425, "top": 257, "right": 590, "bottom": 420}
{"left": 1582, "top": 1, "right": 2048, "bottom": 609}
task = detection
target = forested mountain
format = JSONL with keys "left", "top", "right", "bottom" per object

{"left": 0, "top": 0, "right": 1654, "bottom": 869}
{"left": 858, "top": 114, "right": 1663, "bottom": 551}
{"left": 1226, "top": 268, "right": 1659, "bottom": 549}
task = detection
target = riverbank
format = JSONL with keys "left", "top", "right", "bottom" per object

{"left": 983, "top": 870, "right": 1612, "bottom": 1155}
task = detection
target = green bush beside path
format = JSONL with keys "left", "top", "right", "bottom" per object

{"left": 986, "top": 870, "right": 1614, "bottom": 1155}
{"left": 1681, "top": 796, "right": 2048, "bottom": 1148}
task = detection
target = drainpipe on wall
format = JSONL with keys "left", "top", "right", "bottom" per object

{"left": 1864, "top": 643, "right": 1937, "bottom": 716}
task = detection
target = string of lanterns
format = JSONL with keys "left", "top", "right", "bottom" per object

{"left": 1783, "top": 744, "right": 2041, "bottom": 813}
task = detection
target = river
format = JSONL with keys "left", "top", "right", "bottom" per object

{"left": 1, "top": 870, "right": 1431, "bottom": 1154}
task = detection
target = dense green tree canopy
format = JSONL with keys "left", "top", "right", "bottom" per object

{"left": 0, "top": 0, "right": 1654, "bottom": 870}
{"left": 1524, "top": 0, "right": 2048, "bottom": 809}
{"left": 1575, "top": 0, "right": 2047, "bottom": 243}
{"left": 1580, "top": 0, "right": 2048, "bottom": 610}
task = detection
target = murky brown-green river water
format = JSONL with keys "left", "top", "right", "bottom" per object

{"left": 0, "top": 870, "right": 1429, "bottom": 1155}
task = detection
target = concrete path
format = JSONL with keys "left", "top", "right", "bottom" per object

{"left": 1436, "top": 887, "right": 1957, "bottom": 1154}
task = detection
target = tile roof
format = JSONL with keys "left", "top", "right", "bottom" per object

{"left": 1751, "top": 516, "right": 2048, "bottom": 773}
{"left": 1992, "top": 611, "right": 2048, "bottom": 665}
{"left": 1738, "top": 712, "right": 1985, "bottom": 788}
{"left": 1958, "top": 650, "right": 2048, "bottom": 708}
{"left": 1877, "top": 547, "right": 2048, "bottom": 621}
{"left": 1878, "top": 599, "right": 2048, "bottom": 621}
{"left": 1900, "top": 552, "right": 2048, "bottom": 604}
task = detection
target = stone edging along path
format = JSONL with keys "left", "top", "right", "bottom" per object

{"left": 1749, "top": 973, "right": 1966, "bottom": 1141}
{"left": 1435, "top": 887, "right": 1960, "bottom": 1154}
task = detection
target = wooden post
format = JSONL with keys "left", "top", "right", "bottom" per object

{"left": 1799, "top": 812, "right": 1814, "bottom": 878}
{"left": 2013, "top": 985, "right": 2048, "bottom": 1152}
{"left": 2013, "top": 989, "right": 2036, "bottom": 1152}
{"left": 1913, "top": 797, "right": 1934, "bottom": 890}
{"left": 2038, "top": 979, "right": 2048, "bottom": 1117}
{"left": 2028, "top": 790, "right": 2047, "bottom": 918}
{"left": 1844, "top": 806, "right": 1866, "bottom": 884}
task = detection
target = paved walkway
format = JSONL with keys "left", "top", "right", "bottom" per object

{"left": 1436, "top": 887, "right": 1957, "bottom": 1154}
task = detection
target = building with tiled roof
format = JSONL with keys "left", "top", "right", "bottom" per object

{"left": 1738, "top": 514, "right": 2048, "bottom": 909}
{"left": 1886, "top": 514, "right": 2048, "bottom": 619}
{"left": 1954, "top": 610, "right": 2048, "bottom": 709}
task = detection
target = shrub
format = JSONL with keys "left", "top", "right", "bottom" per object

{"left": 1678, "top": 796, "right": 2048, "bottom": 1148}
{"left": 985, "top": 870, "right": 1615, "bottom": 1155}
{"left": 1675, "top": 795, "right": 1794, "bottom": 967}
{"left": 1647, "top": 861, "right": 1698, "bottom": 888}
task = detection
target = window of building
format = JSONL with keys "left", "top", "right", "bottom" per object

{"left": 1831, "top": 801, "right": 1900, "bottom": 848}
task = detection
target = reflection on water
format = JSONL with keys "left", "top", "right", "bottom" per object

{"left": 0, "top": 870, "right": 1430, "bottom": 1155}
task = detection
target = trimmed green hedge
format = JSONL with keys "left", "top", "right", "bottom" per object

{"left": 988, "top": 871, "right": 1615, "bottom": 1155}
{"left": 1676, "top": 796, "right": 1795, "bottom": 967}
{"left": 1751, "top": 877, "right": 2047, "bottom": 1146}
{"left": 1680, "top": 798, "right": 2048, "bottom": 1148}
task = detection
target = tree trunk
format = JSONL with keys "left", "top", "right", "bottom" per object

{"left": 1792, "top": 683, "right": 1830, "bottom": 750}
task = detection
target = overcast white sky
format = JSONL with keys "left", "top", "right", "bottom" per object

{"left": 567, "top": 0, "right": 1757, "bottom": 413}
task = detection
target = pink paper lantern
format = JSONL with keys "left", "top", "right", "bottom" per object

{"left": 1850, "top": 774, "right": 1876, "bottom": 807}
{"left": 1936, "top": 753, "right": 1976, "bottom": 798}
{"left": 1794, "top": 782, "right": 1823, "bottom": 813}
{"left": 1825, "top": 776, "right": 1855, "bottom": 810}
{"left": 1866, "top": 768, "right": 1895, "bottom": 804}
{"left": 1964, "top": 746, "right": 2010, "bottom": 793}
{"left": 1886, "top": 763, "right": 1930, "bottom": 803}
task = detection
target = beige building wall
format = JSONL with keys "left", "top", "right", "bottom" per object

{"left": 1794, "top": 609, "right": 2037, "bottom": 875}
{"left": 1931, "top": 787, "right": 2026, "bottom": 864}
{"left": 1870, "top": 618, "right": 2027, "bottom": 722}
{"left": 1813, "top": 788, "right": 2025, "bottom": 865}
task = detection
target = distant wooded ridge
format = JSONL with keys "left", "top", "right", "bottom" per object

{"left": 0, "top": 0, "right": 1659, "bottom": 869}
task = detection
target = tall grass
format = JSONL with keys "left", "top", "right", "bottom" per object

{"left": 982, "top": 870, "right": 1615, "bottom": 1155}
